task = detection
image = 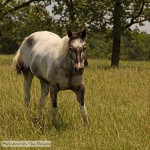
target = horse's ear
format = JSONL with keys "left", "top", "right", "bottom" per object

{"left": 80, "top": 29, "right": 86, "bottom": 39}
{"left": 68, "top": 30, "right": 73, "bottom": 38}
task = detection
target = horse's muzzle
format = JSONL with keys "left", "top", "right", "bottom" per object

{"left": 75, "top": 63, "right": 84, "bottom": 72}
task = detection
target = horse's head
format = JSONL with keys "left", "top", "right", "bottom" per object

{"left": 68, "top": 29, "right": 88, "bottom": 72}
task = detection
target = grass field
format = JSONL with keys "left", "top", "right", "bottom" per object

{"left": 0, "top": 55, "right": 149, "bottom": 150}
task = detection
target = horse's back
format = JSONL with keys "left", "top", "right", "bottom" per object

{"left": 29, "top": 31, "right": 60, "bottom": 43}
{"left": 29, "top": 31, "right": 61, "bottom": 56}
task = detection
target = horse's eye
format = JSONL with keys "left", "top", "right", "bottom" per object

{"left": 70, "top": 47, "right": 77, "bottom": 54}
{"left": 69, "top": 47, "right": 74, "bottom": 51}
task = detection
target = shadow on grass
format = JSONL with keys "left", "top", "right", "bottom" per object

{"left": 48, "top": 112, "right": 72, "bottom": 132}
{"left": 29, "top": 113, "right": 71, "bottom": 133}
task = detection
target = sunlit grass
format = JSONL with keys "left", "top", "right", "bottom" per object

{"left": 0, "top": 55, "right": 150, "bottom": 150}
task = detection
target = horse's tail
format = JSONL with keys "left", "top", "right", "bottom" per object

{"left": 12, "top": 49, "right": 23, "bottom": 74}
{"left": 12, "top": 37, "right": 32, "bottom": 74}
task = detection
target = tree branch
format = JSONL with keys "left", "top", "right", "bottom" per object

{"left": 0, "top": 0, "right": 13, "bottom": 8}
{"left": 125, "top": 0, "right": 146, "bottom": 28}
{"left": 9, "top": 0, "right": 39, "bottom": 12}
{"left": 127, "top": 19, "right": 147, "bottom": 28}
{"left": 33, "top": 1, "right": 42, "bottom": 21}
{"left": 1, "top": 0, "right": 40, "bottom": 19}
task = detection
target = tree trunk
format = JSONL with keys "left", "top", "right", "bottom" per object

{"left": 111, "top": 0, "right": 122, "bottom": 67}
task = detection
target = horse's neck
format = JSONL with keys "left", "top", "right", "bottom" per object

{"left": 55, "top": 36, "right": 72, "bottom": 70}
{"left": 62, "top": 37, "right": 75, "bottom": 71}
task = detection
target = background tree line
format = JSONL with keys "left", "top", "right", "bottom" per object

{"left": 0, "top": 0, "right": 150, "bottom": 66}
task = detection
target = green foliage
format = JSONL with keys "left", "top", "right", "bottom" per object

{"left": 87, "top": 30, "right": 150, "bottom": 60}
{"left": 121, "top": 30, "right": 150, "bottom": 60}
{"left": 52, "top": 0, "right": 88, "bottom": 30}
{"left": 0, "top": 1, "right": 56, "bottom": 54}
{"left": 0, "top": 0, "right": 149, "bottom": 61}
{"left": 86, "top": 31, "right": 112, "bottom": 59}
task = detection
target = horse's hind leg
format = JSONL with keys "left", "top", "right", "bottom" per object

{"left": 73, "top": 84, "right": 89, "bottom": 127}
{"left": 39, "top": 80, "right": 49, "bottom": 117}
{"left": 23, "top": 70, "right": 34, "bottom": 108}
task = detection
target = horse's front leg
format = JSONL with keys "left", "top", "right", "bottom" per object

{"left": 50, "top": 85, "right": 59, "bottom": 125}
{"left": 73, "top": 84, "right": 89, "bottom": 127}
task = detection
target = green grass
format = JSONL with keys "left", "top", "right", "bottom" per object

{"left": 0, "top": 55, "right": 150, "bottom": 150}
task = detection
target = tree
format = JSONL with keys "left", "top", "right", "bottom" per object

{"left": 52, "top": 0, "right": 87, "bottom": 31}
{"left": 111, "top": 0, "right": 122, "bottom": 67}
{"left": 51, "top": 0, "right": 150, "bottom": 66}
{"left": 0, "top": 0, "right": 54, "bottom": 53}
{"left": 111, "top": 0, "right": 150, "bottom": 66}
{"left": 0, "top": 0, "right": 149, "bottom": 62}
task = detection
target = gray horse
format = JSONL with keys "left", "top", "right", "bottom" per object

{"left": 13, "top": 29, "right": 89, "bottom": 126}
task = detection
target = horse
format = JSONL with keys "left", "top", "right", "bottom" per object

{"left": 13, "top": 29, "right": 89, "bottom": 126}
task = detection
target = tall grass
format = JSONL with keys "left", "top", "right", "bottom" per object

{"left": 0, "top": 55, "right": 149, "bottom": 150}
